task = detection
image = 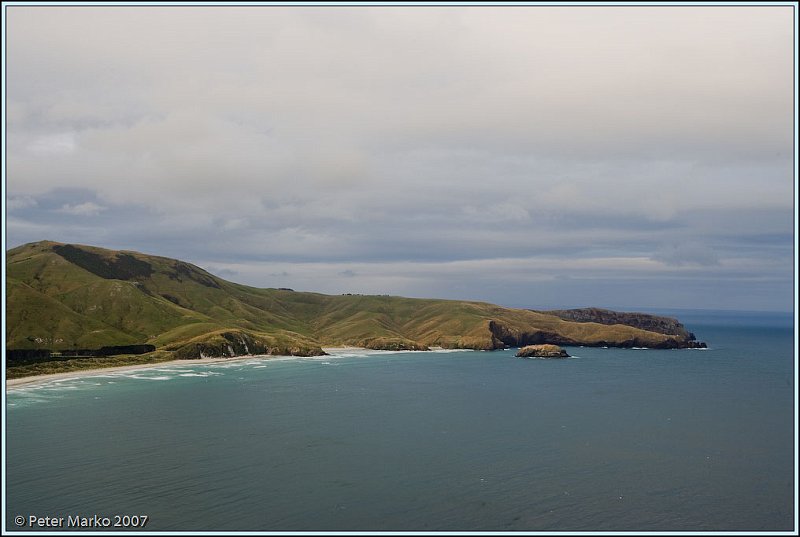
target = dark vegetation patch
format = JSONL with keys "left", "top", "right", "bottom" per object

{"left": 161, "top": 293, "right": 183, "bottom": 306}
{"left": 53, "top": 244, "right": 153, "bottom": 281}
{"left": 7, "top": 344, "right": 156, "bottom": 365}
{"left": 132, "top": 281, "right": 153, "bottom": 295}
{"left": 166, "top": 261, "right": 221, "bottom": 289}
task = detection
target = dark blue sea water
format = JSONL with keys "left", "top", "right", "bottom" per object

{"left": 5, "top": 310, "right": 796, "bottom": 531}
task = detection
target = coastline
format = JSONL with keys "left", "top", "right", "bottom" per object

{"left": 5, "top": 354, "right": 283, "bottom": 389}
{"left": 6, "top": 346, "right": 458, "bottom": 389}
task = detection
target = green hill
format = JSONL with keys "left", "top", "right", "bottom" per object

{"left": 7, "top": 241, "right": 706, "bottom": 368}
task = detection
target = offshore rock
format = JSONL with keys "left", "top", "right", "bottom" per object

{"left": 516, "top": 344, "right": 569, "bottom": 358}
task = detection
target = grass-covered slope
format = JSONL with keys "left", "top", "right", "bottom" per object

{"left": 7, "top": 241, "right": 705, "bottom": 363}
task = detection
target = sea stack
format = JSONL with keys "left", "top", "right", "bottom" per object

{"left": 516, "top": 344, "right": 569, "bottom": 358}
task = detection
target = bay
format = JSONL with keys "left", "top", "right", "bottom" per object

{"left": 5, "top": 310, "right": 795, "bottom": 531}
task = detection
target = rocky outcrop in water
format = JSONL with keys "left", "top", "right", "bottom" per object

{"left": 516, "top": 344, "right": 569, "bottom": 358}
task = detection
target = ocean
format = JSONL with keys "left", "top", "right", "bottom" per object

{"left": 4, "top": 310, "right": 795, "bottom": 532}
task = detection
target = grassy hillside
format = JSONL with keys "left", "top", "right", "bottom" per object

{"left": 7, "top": 241, "right": 705, "bottom": 371}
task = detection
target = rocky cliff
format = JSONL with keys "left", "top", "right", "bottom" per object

{"left": 536, "top": 308, "right": 705, "bottom": 348}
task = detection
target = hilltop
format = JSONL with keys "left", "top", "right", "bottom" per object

{"left": 6, "top": 241, "right": 706, "bottom": 370}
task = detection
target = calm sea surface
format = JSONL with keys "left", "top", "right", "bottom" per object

{"left": 5, "top": 310, "right": 795, "bottom": 531}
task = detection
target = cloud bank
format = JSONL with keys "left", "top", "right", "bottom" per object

{"left": 5, "top": 5, "right": 795, "bottom": 311}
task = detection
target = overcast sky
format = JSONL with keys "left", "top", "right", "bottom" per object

{"left": 5, "top": 5, "right": 796, "bottom": 312}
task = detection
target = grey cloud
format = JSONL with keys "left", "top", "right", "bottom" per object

{"left": 192, "top": 254, "right": 792, "bottom": 312}
{"left": 56, "top": 201, "right": 106, "bottom": 217}
{"left": 651, "top": 243, "right": 721, "bottom": 267}
{"left": 5, "top": 5, "right": 794, "bottom": 312}
{"left": 8, "top": 196, "right": 37, "bottom": 211}
{"left": 26, "top": 132, "right": 77, "bottom": 155}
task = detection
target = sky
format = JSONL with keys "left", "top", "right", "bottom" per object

{"left": 4, "top": 4, "right": 796, "bottom": 312}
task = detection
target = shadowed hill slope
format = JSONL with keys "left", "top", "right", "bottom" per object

{"left": 7, "top": 241, "right": 706, "bottom": 359}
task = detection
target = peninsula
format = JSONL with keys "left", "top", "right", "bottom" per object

{"left": 7, "top": 241, "right": 706, "bottom": 378}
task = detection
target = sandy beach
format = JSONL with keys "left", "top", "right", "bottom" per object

{"left": 5, "top": 354, "right": 279, "bottom": 389}
{"left": 5, "top": 346, "right": 446, "bottom": 389}
{"left": 5, "top": 347, "right": 381, "bottom": 389}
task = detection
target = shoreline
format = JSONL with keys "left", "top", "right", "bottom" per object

{"left": 5, "top": 354, "right": 282, "bottom": 389}
{"left": 5, "top": 346, "right": 458, "bottom": 389}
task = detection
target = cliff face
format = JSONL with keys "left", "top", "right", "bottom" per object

{"left": 537, "top": 308, "right": 705, "bottom": 348}
{"left": 488, "top": 320, "right": 576, "bottom": 348}
{"left": 542, "top": 308, "right": 693, "bottom": 338}
{"left": 488, "top": 316, "right": 706, "bottom": 350}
